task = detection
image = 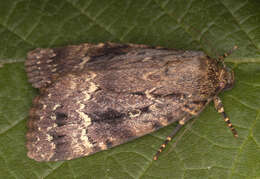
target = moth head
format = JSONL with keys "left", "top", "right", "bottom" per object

{"left": 219, "top": 67, "right": 235, "bottom": 91}
{"left": 217, "top": 46, "right": 237, "bottom": 91}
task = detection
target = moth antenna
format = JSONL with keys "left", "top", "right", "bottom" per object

{"left": 153, "top": 117, "right": 191, "bottom": 161}
{"left": 184, "top": 22, "right": 238, "bottom": 63}
{"left": 218, "top": 46, "right": 238, "bottom": 62}
{"left": 213, "top": 96, "right": 238, "bottom": 138}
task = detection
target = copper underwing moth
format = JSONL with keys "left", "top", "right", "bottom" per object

{"left": 25, "top": 42, "right": 237, "bottom": 161}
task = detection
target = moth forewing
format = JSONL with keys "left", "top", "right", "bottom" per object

{"left": 25, "top": 42, "right": 237, "bottom": 161}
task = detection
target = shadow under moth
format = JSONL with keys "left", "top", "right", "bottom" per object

{"left": 25, "top": 42, "right": 237, "bottom": 162}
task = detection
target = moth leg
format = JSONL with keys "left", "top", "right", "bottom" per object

{"left": 153, "top": 116, "right": 192, "bottom": 161}
{"left": 213, "top": 96, "right": 238, "bottom": 137}
{"left": 153, "top": 100, "right": 206, "bottom": 160}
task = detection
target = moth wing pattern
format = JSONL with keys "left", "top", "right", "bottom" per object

{"left": 25, "top": 42, "right": 149, "bottom": 89}
{"left": 26, "top": 42, "right": 231, "bottom": 161}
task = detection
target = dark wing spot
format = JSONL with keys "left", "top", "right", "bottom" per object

{"left": 140, "top": 106, "right": 150, "bottom": 113}
{"left": 166, "top": 113, "right": 173, "bottom": 122}
{"left": 91, "top": 108, "right": 126, "bottom": 122}
{"left": 152, "top": 122, "right": 163, "bottom": 130}
{"left": 56, "top": 112, "right": 67, "bottom": 119}
{"left": 49, "top": 131, "right": 66, "bottom": 141}
{"left": 55, "top": 112, "right": 68, "bottom": 126}
{"left": 86, "top": 130, "right": 97, "bottom": 145}
{"left": 105, "top": 139, "right": 113, "bottom": 148}
{"left": 130, "top": 91, "right": 145, "bottom": 96}
{"left": 164, "top": 92, "right": 183, "bottom": 97}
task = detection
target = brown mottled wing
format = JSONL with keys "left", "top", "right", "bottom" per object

{"left": 25, "top": 42, "right": 150, "bottom": 89}
{"left": 26, "top": 44, "right": 219, "bottom": 161}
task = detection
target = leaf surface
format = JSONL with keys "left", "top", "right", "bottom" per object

{"left": 0, "top": 0, "right": 260, "bottom": 178}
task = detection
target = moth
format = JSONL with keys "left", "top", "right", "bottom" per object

{"left": 25, "top": 42, "right": 237, "bottom": 162}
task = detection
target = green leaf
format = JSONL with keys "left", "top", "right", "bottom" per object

{"left": 0, "top": 0, "right": 259, "bottom": 178}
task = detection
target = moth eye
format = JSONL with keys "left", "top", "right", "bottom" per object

{"left": 219, "top": 81, "right": 226, "bottom": 89}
